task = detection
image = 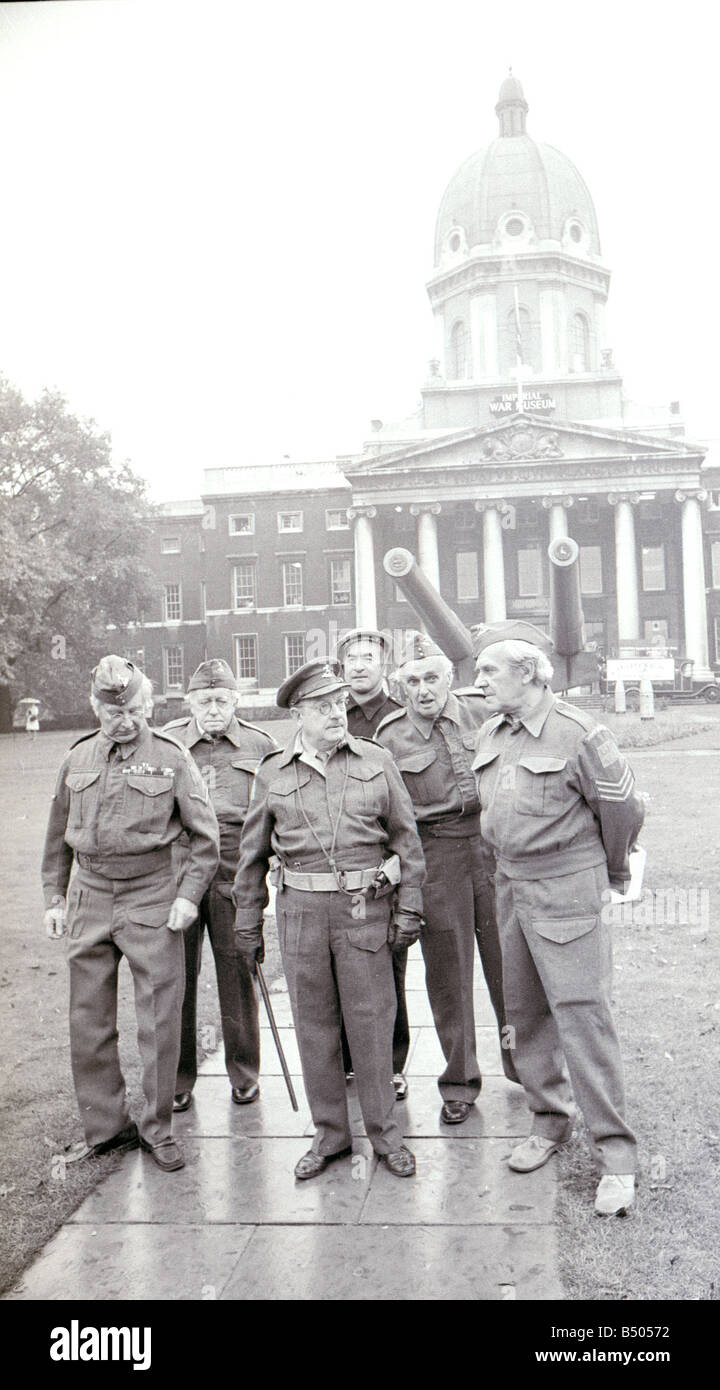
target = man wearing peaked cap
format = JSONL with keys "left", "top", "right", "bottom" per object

{"left": 232, "top": 656, "right": 426, "bottom": 1180}
{"left": 164, "top": 658, "right": 278, "bottom": 1113}
{"left": 41, "top": 656, "right": 219, "bottom": 1172}
{"left": 334, "top": 629, "right": 407, "bottom": 1098}
{"left": 375, "top": 631, "right": 519, "bottom": 1128}
{"left": 472, "top": 626, "right": 644, "bottom": 1215}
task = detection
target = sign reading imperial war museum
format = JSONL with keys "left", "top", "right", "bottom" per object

{"left": 490, "top": 390, "right": 556, "bottom": 414}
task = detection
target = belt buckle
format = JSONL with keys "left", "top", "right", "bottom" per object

{"left": 335, "top": 868, "right": 347, "bottom": 891}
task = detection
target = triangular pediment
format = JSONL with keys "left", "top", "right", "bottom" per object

{"left": 347, "top": 413, "right": 702, "bottom": 478}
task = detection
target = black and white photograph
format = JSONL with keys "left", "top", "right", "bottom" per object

{"left": 0, "top": 0, "right": 717, "bottom": 1346}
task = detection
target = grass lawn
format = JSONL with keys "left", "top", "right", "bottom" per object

{"left": 1, "top": 710, "right": 718, "bottom": 1299}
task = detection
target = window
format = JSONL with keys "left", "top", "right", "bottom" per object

{"left": 711, "top": 540, "right": 720, "bottom": 588}
{"left": 450, "top": 321, "right": 468, "bottom": 380}
{"left": 456, "top": 509, "right": 477, "bottom": 531}
{"left": 282, "top": 560, "right": 303, "bottom": 607}
{"left": 326, "top": 509, "right": 349, "bottom": 530}
{"left": 579, "top": 546, "right": 603, "bottom": 594}
{"left": 505, "top": 304, "right": 537, "bottom": 374}
{"left": 163, "top": 645, "right": 184, "bottom": 690}
{"left": 641, "top": 545, "right": 666, "bottom": 591}
{"left": 715, "top": 617, "right": 720, "bottom": 664}
{"left": 232, "top": 563, "right": 257, "bottom": 610}
{"left": 330, "top": 556, "right": 352, "bottom": 606}
{"left": 234, "top": 635, "right": 258, "bottom": 684}
{"left": 517, "top": 547, "right": 541, "bottom": 598}
{"left": 229, "top": 513, "right": 255, "bottom": 535}
{"left": 456, "top": 551, "right": 479, "bottom": 601}
{"left": 163, "top": 583, "right": 182, "bottom": 622}
{"left": 571, "top": 313, "right": 590, "bottom": 372}
{"left": 284, "top": 633, "right": 306, "bottom": 676}
{"left": 278, "top": 511, "right": 303, "bottom": 533}
{"left": 161, "top": 536, "right": 180, "bottom": 554}
{"left": 709, "top": 491, "right": 720, "bottom": 510}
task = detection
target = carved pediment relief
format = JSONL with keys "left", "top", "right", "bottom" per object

{"left": 480, "top": 426, "right": 563, "bottom": 461}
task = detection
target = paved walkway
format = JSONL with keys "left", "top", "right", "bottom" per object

{"left": 5, "top": 949, "right": 562, "bottom": 1301}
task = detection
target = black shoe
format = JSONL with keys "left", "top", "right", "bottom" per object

{"left": 173, "top": 1091, "right": 193, "bottom": 1113}
{"left": 440, "top": 1101, "right": 474, "bottom": 1125}
{"left": 378, "top": 1145, "right": 416, "bottom": 1177}
{"left": 139, "top": 1136, "right": 185, "bottom": 1171}
{"left": 231, "top": 1083, "right": 260, "bottom": 1105}
{"left": 294, "top": 1146, "right": 352, "bottom": 1180}
{"left": 91, "top": 1123, "right": 139, "bottom": 1157}
{"left": 393, "top": 1072, "right": 409, "bottom": 1101}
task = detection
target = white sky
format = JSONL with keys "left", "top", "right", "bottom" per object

{"left": 0, "top": 0, "right": 717, "bottom": 499}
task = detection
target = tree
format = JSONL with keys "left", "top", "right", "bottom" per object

{"left": 0, "top": 376, "right": 157, "bottom": 726}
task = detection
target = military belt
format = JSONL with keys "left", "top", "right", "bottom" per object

{"left": 282, "top": 866, "right": 380, "bottom": 892}
{"left": 419, "top": 813, "right": 482, "bottom": 840}
{"left": 76, "top": 847, "right": 173, "bottom": 879}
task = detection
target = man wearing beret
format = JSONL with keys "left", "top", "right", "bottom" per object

{"left": 334, "top": 628, "right": 409, "bottom": 1100}
{"left": 375, "top": 631, "right": 518, "bottom": 1126}
{"left": 42, "top": 657, "right": 219, "bottom": 1171}
{"left": 472, "top": 622, "right": 644, "bottom": 1215}
{"left": 164, "top": 658, "right": 277, "bottom": 1113}
{"left": 232, "top": 659, "right": 425, "bottom": 1180}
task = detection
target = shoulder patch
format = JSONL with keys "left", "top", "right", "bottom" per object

{"left": 375, "top": 708, "right": 407, "bottom": 735}
{"left": 555, "top": 700, "right": 597, "bottom": 733}
{"left": 69, "top": 729, "right": 100, "bottom": 749}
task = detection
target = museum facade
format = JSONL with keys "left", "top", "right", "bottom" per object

{"left": 137, "top": 76, "right": 720, "bottom": 706}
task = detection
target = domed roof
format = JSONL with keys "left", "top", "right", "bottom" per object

{"left": 433, "top": 76, "right": 601, "bottom": 267}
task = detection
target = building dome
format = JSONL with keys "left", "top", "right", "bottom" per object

{"left": 434, "top": 76, "right": 601, "bottom": 268}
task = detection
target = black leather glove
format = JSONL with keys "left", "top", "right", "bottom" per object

{"left": 387, "top": 907, "right": 423, "bottom": 951}
{"left": 234, "top": 921, "right": 265, "bottom": 971}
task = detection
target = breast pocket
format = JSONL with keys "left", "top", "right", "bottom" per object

{"left": 344, "top": 762, "right": 387, "bottom": 817}
{"left": 228, "top": 758, "right": 263, "bottom": 813}
{"left": 123, "top": 774, "right": 175, "bottom": 832}
{"left": 513, "top": 757, "right": 568, "bottom": 817}
{"left": 65, "top": 771, "right": 101, "bottom": 829}
{"left": 395, "top": 748, "right": 444, "bottom": 807}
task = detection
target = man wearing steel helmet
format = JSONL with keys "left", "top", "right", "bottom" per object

{"left": 164, "top": 658, "right": 277, "bottom": 1114}
{"left": 472, "top": 621, "right": 644, "bottom": 1216}
{"left": 41, "top": 656, "right": 219, "bottom": 1172}
{"left": 335, "top": 627, "right": 409, "bottom": 1101}
{"left": 232, "top": 659, "right": 425, "bottom": 1180}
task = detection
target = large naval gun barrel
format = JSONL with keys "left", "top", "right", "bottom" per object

{"left": 383, "top": 538, "right": 600, "bottom": 693}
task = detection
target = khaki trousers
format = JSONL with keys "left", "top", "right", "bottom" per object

{"left": 65, "top": 867, "right": 184, "bottom": 1148}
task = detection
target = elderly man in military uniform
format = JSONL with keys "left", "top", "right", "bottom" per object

{"left": 472, "top": 621, "right": 644, "bottom": 1215}
{"left": 164, "top": 658, "right": 277, "bottom": 1113}
{"left": 334, "top": 627, "right": 409, "bottom": 1100}
{"left": 232, "top": 659, "right": 425, "bottom": 1180}
{"left": 42, "top": 657, "right": 219, "bottom": 1172}
{"left": 375, "top": 631, "right": 518, "bottom": 1126}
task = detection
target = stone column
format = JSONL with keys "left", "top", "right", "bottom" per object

{"left": 411, "top": 503, "right": 441, "bottom": 591}
{"left": 348, "top": 506, "right": 378, "bottom": 629}
{"left": 542, "top": 494, "right": 574, "bottom": 543}
{"left": 675, "top": 490, "right": 711, "bottom": 675}
{"left": 475, "top": 501, "right": 508, "bottom": 622}
{"left": 608, "top": 493, "right": 640, "bottom": 647}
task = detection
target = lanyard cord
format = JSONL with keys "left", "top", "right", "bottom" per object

{"left": 293, "top": 748, "right": 353, "bottom": 889}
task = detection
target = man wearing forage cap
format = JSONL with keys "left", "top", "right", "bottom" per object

{"left": 472, "top": 621, "right": 644, "bottom": 1215}
{"left": 375, "top": 630, "right": 519, "bottom": 1127}
{"left": 334, "top": 627, "right": 409, "bottom": 1100}
{"left": 232, "top": 659, "right": 426, "bottom": 1180}
{"left": 164, "top": 658, "right": 277, "bottom": 1114}
{"left": 42, "top": 656, "right": 219, "bottom": 1172}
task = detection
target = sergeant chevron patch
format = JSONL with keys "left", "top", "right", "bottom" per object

{"left": 595, "top": 767, "right": 634, "bottom": 801}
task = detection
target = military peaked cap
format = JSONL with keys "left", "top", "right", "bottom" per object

{"left": 276, "top": 659, "right": 348, "bottom": 709}
{"left": 335, "top": 628, "right": 392, "bottom": 663}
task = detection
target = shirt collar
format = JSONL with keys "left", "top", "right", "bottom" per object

{"left": 405, "top": 689, "right": 460, "bottom": 740}
{"left": 346, "top": 688, "right": 386, "bottom": 721}
{"left": 99, "top": 728, "right": 146, "bottom": 761}
{"left": 501, "top": 685, "right": 555, "bottom": 738}
{"left": 187, "top": 715, "right": 244, "bottom": 748}
{"left": 278, "top": 728, "right": 361, "bottom": 766}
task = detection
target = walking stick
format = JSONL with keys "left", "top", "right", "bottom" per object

{"left": 256, "top": 963, "right": 299, "bottom": 1111}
